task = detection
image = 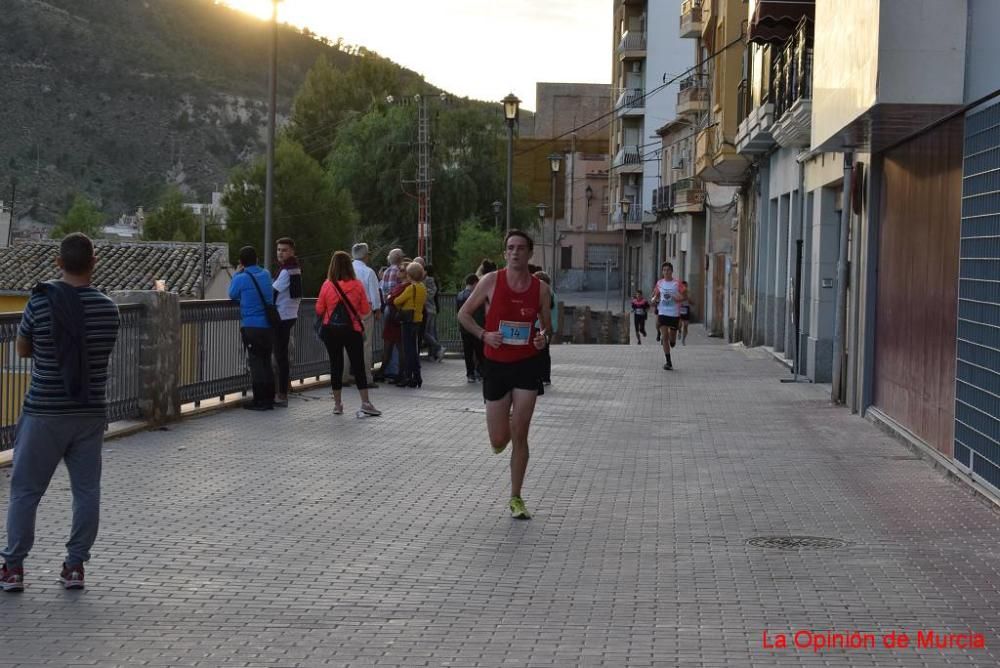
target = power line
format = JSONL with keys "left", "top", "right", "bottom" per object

{"left": 516, "top": 31, "right": 748, "bottom": 158}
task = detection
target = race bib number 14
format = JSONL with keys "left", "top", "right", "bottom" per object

{"left": 499, "top": 320, "right": 532, "bottom": 345}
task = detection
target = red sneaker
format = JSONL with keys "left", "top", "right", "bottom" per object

{"left": 1, "top": 563, "right": 24, "bottom": 592}
{"left": 59, "top": 563, "right": 84, "bottom": 590}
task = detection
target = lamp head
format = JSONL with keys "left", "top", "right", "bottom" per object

{"left": 585, "top": 185, "right": 593, "bottom": 202}
{"left": 492, "top": 200, "right": 503, "bottom": 214}
{"left": 548, "top": 153, "right": 563, "bottom": 174}
{"left": 502, "top": 93, "right": 521, "bottom": 122}
{"left": 536, "top": 203, "right": 547, "bottom": 219}
{"left": 620, "top": 199, "right": 631, "bottom": 216}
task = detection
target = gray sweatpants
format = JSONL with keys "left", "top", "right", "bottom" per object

{"left": 1, "top": 414, "right": 105, "bottom": 568}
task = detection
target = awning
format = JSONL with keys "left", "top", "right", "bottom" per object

{"left": 748, "top": 0, "right": 814, "bottom": 45}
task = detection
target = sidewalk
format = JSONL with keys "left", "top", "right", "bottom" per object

{"left": 1, "top": 326, "right": 998, "bottom": 666}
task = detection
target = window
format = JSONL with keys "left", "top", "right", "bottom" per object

{"left": 587, "top": 244, "right": 620, "bottom": 268}
{"left": 561, "top": 246, "right": 573, "bottom": 270}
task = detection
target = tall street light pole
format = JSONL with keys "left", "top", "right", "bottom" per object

{"left": 548, "top": 153, "right": 562, "bottom": 288}
{"left": 584, "top": 184, "right": 593, "bottom": 290}
{"left": 536, "top": 203, "right": 547, "bottom": 262}
{"left": 502, "top": 93, "right": 520, "bottom": 234}
{"left": 619, "top": 199, "right": 631, "bottom": 313}
{"left": 492, "top": 200, "right": 502, "bottom": 230}
{"left": 263, "top": 0, "right": 280, "bottom": 272}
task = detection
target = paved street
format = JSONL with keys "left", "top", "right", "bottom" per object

{"left": 2, "top": 327, "right": 999, "bottom": 667}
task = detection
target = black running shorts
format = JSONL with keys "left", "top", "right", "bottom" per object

{"left": 482, "top": 356, "right": 544, "bottom": 402}
{"left": 658, "top": 315, "right": 679, "bottom": 329}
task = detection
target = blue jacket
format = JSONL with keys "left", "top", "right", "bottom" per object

{"left": 228, "top": 265, "right": 273, "bottom": 328}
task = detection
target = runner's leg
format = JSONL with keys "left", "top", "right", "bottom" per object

{"left": 485, "top": 394, "right": 513, "bottom": 453}
{"left": 508, "top": 388, "right": 538, "bottom": 498}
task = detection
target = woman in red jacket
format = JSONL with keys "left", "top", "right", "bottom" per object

{"left": 316, "top": 251, "right": 381, "bottom": 417}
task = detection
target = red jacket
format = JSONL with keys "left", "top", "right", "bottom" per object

{"left": 316, "top": 279, "right": 371, "bottom": 333}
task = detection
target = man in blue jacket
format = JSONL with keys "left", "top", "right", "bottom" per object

{"left": 228, "top": 246, "right": 275, "bottom": 410}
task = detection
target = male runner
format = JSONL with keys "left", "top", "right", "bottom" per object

{"left": 458, "top": 230, "right": 552, "bottom": 520}
{"left": 651, "top": 262, "right": 681, "bottom": 370}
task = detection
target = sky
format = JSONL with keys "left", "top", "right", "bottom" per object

{"left": 219, "top": 0, "right": 612, "bottom": 111}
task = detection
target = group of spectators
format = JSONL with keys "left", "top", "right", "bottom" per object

{"left": 227, "top": 239, "right": 463, "bottom": 417}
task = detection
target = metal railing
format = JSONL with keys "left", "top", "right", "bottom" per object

{"left": 771, "top": 20, "right": 813, "bottom": 121}
{"left": 672, "top": 178, "right": 706, "bottom": 208}
{"left": 613, "top": 146, "right": 642, "bottom": 168}
{"left": 0, "top": 294, "right": 473, "bottom": 449}
{"left": 0, "top": 303, "right": 145, "bottom": 451}
{"left": 615, "top": 88, "right": 645, "bottom": 111}
{"left": 617, "top": 31, "right": 646, "bottom": 52}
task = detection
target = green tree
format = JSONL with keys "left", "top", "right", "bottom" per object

{"left": 288, "top": 52, "right": 414, "bottom": 163}
{"left": 142, "top": 189, "right": 200, "bottom": 241}
{"left": 448, "top": 217, "right": 505, "bottom": 289}
{"left": 223, "top": 138, "right": 358, "bottom": 294}
{"left": 51, "top": 194, "right": 104, "bottom": 239}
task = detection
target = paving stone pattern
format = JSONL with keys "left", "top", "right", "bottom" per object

{"left": 1, "top": 328, "right": 999, "bottom": 667}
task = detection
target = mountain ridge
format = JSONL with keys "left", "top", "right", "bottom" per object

{"left": 0, "top": 0, "right": 432, "bottom": 230}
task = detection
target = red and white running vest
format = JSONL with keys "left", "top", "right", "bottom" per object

{"left": 484, "top": 269, "right": 542, "bottom": 363}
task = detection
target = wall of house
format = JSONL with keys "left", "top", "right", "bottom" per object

{"left": 965, "top": 0, "right": 1000, "bottom": 102}
{"left": 0, "top": 296, "right": 28, "bottom": 314}
{"left": 877, "top": 0, "right": 967, "bottom": 105}
{"left": 811, "top": 0, "right": 880, "bottom": 148}
{"left": 533, "top": 83, "right": 613, "bottom": 141}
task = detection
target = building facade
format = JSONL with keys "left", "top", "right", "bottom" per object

{"left": 610, "top": 0, "right": 691, "bottom": 309}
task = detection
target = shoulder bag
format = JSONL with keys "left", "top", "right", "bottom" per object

{"left": 249, "top": 271, "right": 282, "bottom": 328}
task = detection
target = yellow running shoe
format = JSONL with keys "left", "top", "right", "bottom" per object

{"left": 492, "top": 441, "right": 508, "bottom": 455}
{"left": 509, "top": 496, "right": 532, "bottom": 520}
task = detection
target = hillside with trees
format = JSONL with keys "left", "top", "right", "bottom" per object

{"left": 0, "top": 0, "right": 421, "bottom": 227}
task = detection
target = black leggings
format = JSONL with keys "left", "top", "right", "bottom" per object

{"left": 323, "top": 328, "right": 368, "bottom": 391}
{"left": 634, "top": 315, "right": 647, "bottom": 337}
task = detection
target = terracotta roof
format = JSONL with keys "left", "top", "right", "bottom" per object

{"left": 0, "top": 241, "right": 231, "bottom": 297}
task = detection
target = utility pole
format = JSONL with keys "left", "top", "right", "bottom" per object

{"left": 6, "top": 178, "right": 16, "bottom": 248}
{"left": 416, "top": 94, "right": 432, "bottom": 262}
{"left": 263, "top": 0, "right": 279, "bottom": 272}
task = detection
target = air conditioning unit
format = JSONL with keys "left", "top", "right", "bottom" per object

{"left": 630, "top": 174, "right": 641, "bottom": 186}
{"left": 672, "top": 156, "right": 685, "bottom": 170}
{"left": 631, "top": 61, "right": 642, "bottom": 74}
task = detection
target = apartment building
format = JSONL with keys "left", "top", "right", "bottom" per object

{"left": 684, "top": 0, "right": 746, "bottom": 337}
{"left": 609, "top": 0, "right": 690, "bottom": 306}
{"left": 731, "top": 0, "right": 1000, "bottom": 500}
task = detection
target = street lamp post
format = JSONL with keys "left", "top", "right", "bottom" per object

{"left": 619, "top": 199, "right": 631, "bottom": 313}
{"left": 502, "top": 93, "right": 521, "bottom": 234}
{"left": 263, "top": 0, "right": 280, "bottom": 272}
{"left": 584, "top": 184, "right": 593, "bottom": 290}
{"left": 492, "top": 200, "right": 502, "bottom": 230}
{"left": 548, "top": 153, "right": 563, "bottom": 288}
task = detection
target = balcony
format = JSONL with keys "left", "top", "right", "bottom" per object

{"left": 612, "top": 145, "right": 642, "bottom": 173}
{"left": 676, "top": 74, "right": 709, "bottom": 116}
{"left": 614, "top": 87, "right": 645, "bottom": 118}
{"left": 679, "top": 0, "right": 703, "bottom": 39}
{"left": 770, "top": 19, "right": 813, "bottom": 148}
{"left": 736, "top": 100, "right": 777, "bottom": 155}
{"left": 671, "top": 178, "right": 705, "bottom": 213}
{"left": 652, "top": 186, "right": 671, "bottom": 214}
{"left": 695, "top": 126, "right": 747, "bottom": 185}
{"left": 617, "top": 30, "right": 647, "bottom": 57}
{"left": 610, "top": 200, "right": 644, "bottom": 230}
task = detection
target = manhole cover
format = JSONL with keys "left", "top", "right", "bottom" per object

{"left": 746, "top": 536, "right": 849, "bottom": 550}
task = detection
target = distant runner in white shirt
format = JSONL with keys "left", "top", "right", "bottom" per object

{"left": 651, "top": 262, "right": 680, "bottom": 370}
{"left": 350, "top": 242, "right": 383, "bottom": 386}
